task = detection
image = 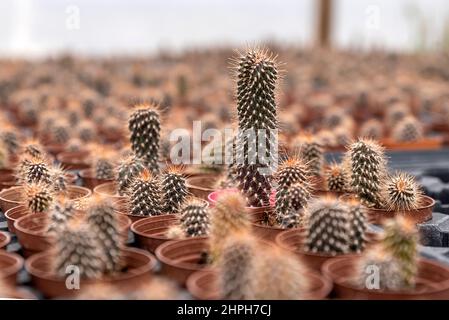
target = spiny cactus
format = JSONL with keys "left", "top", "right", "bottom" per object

{"left": 381, "top": 217, "right": 419, "bottom": 288}
{"left": 1, "top": 128, "right": 19, "bottom": 154}
{"left": 165, "top": 224, "right": 186, "bottom": 239}
{"left": 276, "top": 156, "right": 309, "bottom": 190}
{"left": 22, "top": 140, "right": 45, "bottom": 159}
{"left": 359, "top": 119, "right": 384, "bottom": 140}
{"left": 234, "top": 48, "right": 279, "bottom": 207}
{"left": 128, "top": 104, "right": 161, "bottom": 174}
{"left": 325, "top": 163, "right": 348, "bottom": 193}
{"left": 161, "top": 166, "right": 188, "bottom": 214}
{"left": 49, "top": 165, "right": 69, "bottom": 192}
{"left": 305, "top": 198, "right": 350, "bottom": 255}
{"left": 86, "top": 196, "right": 123, "bottom": 274}
{"left": 392, "top": 116, "right": 423, "bottom": 143}
{"left": 276, "top": 182, "right": 311, "bottom": 229}
{"left": 116, "top": 154, "right": 145, "bottom": 196}
{"left": 77, "top": 121, "right": 96, "bottom": 143}
{"left": 210, "top": 192, "right": 251, "bottom": 259}
{"left": 356, "top": 246, "right": 408, "bottom": 291}
{"left": 345, "top": 198, "right": 368, "bottom": 253}
{"left": 92, "top": 148, "right": 116, "bottom": 180}
{"left": 128, "top": 169, "right": 162, "bottom": 216}
{"left": 53, "top": 225, "right": 104, "bottom": 279}
{"left": 334, "top": 126, "right": 352, "bottom": 147}
{"left": 48, "top": 195, "right": 75, "bottom": 234}
{"left": 50, "top": 121, "right": 70, "bottom": 145}
{"left": 218, "top": 233, "right": 257, "bottom": 300}
{"left": 23, "top": 182, "right": 53, "bottom": 213}
{"left": 382, "top": 172, "right": 423, "bottom": 211}
{"left": 179, "top": 198, "right": 209, "bottom": 237}
{"left": 294, "top": 134, "right": 324, "bottom": 176}
{"left": 23, "top": 157, "right": 52, "bottom": 185}
{"left": 386, "top": 103, "right": 410, "bottom": 127}
{"left": 323, "top": 107, "right": 346, "bottom": 129}
{"left": 346, "top": 139, "right": 387, "bottom": 208}
{"left": 253, "top": 247, "right": 308, "bottom": 299}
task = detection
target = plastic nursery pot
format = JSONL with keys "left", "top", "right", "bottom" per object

{"left": 26, "top": 247, "right": 157, "bottom": 299}
{"left": 322, "top": 256, "right": 449, "bottom": 299}
{"left": 14, "top": 213, "right": 132, "bottom": 257}
{"left": 56, "top": 151, "right": 90, "bottom": 171}
{"left": 94, "top": 182, "right": 127, "bottom": 202}
{"left": 186, "top": 175, "right": 217, "bottom": 200}
{"left": 381, "top": 137, "right": 443, "bottom": 151}
{"left": 186, "top": 269, "right": 332, "bottom": 300}
{"left": 131, "top": 214, "right": 180, "bottom": 253}
{"left": 366, "top": 195, "right": 435, "bottom": 225}
{"left": 79, "top": 169, "right": 114, "bottom": 190}
{"left": 0, "top": 231, "right": 11, "bottom": 249}
{"left": 155, "top": 237, "right": 212, "bottom": 286}
{"left": 0, "top": 251, "right": 24, "bottom": 286}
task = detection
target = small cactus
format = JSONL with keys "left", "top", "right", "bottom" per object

{"left": 382, "top": 172, "right": 423, "bottom": 211}
{"left": 179, "top": 198, "right": 209, "bottom": 237}
{"left": 116, "top": 154, "right": 145, "bottom": 196}
{"left": 305, "top": 198, "right": 350, "bottom": 255}
{"left": 92, "top": 149, "right": 116, "bottom": 180}
{"left": 49, "top": 165, "right": 69, "bottom": 192}
{"left": 128, "top": 104, "right": 161, "bottom": 174}
{"left": 325, "top": 163, "right": 348, "bottom": 193}
{"left": 276, "top": 182, "right": 312, "bottom": 229}
{"left": 209, "top": 192, "right": 251, "bottom": 260}
{"left": 165, "top": 225, "right": 186, "bottom": 239}
{"left": 161, "top": 166, "right": 188, "bottom": 214}
{"left": 392, "top": 116, "right": 423, "bottom": 143}
{"left": 53, "top": 225, "right": 104, "bottom": 279}
{"left": 48, "top": 195, "right": 75, "bottom": 234}
{"left": 22, "top": 140, "right": 45, "bottom": 159}
{"left": 50, "top": 121, "right": 70, "bottom": 145}
{"left": 23, "top": 182, "right": 53, "bottom": 213}
{"left": 23, "top": 157, "right": 52, "bottom": 185}
{"left": 86, "top": 196, "right": 123, "bottom": 274}
{"left": 1, "top": 129, "right": 20, "bottom": 154}
{"left": 294, "top": 134, "right": 324, "bottom": 176}
{"left": 218, "top": 233, "right": 257, "bottom": 300}
{"left": 381, "top": 216, "right": 419, "bottom": 288}
{"left": 359, "top": 119, "right": 384, "bottom": 140}
{"left": 275, "top": 156, "right": 309, "bottom": 190}
{"left": 386, "top": 103, "right": 410, "bottom": 128}
{"left": 345, "top": 198, "right": 368, "bottom": 253}
{"left": 346, "top": 139, "right": 387, "bottom": 208}
{"left": 128, "top": 169, "right": 162, "bottom": 216}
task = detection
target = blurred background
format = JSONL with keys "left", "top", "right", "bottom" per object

{"left": 1, "top": 0, "right": 449, "bottom": 57}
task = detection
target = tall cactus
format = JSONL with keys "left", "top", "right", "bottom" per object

{"left": 161, "top": 166, "right": 188, "bottom": 214}
{"left": 234, "top": 48, "right": 279, "bottom": 207}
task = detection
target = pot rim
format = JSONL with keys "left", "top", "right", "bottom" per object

{"left": 130, "top": 214, "right": 179, "bottom": 240}
{"left": 186, "top": 176, "right": 215, "bottom": 192}
{"left": 322, "top": 256, "right": 449, "bottom": 296}
{"left": 0, "top": 231, "right": 11, "bottom": 249}
{"left": 25, "top": 247, "right": 157, "bottom": 283}
{"left": 368, "top": 195, "right": 435, "bottom": 213}
{"left": 0, "top": 251, "right": 24, "bottom": 278}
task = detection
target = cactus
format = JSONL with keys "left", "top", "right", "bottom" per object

{"left": 86, "top": 196, "right": 123, "bottom": 274}
{"left": 165, "top": 224, "right": 186, "bottom": 239}
{"left": 116, "top": 154, "right": 145, "bottom": 195}
{"left": 345, "top": 198, "right": 368, "bottom": 253}
{"left": 382, "top": 172, "right": 423, "bottom": 211}
{"left": 179, "top": 198, "right": 209, "bottom": 237}
{"left": 253, "top": 247, "right": 308, "bottom": 299}
{"left": 209, "top": 192, "right": 251, "bottom": 260}
{"left": 23, "top": 157, "right": 52, "bottom": 185}
{"left": 386, "top": 103, "right": 410, "bottom": 127}
{"left": 161, "top": 166, "right": 188, "bottom": 214}
{"left": 53, "top": 225, "right": 104, "bottom": 279}
{"left": 234, "top": 48, "right": 279, "bottom": 207}
{"left": 359, "top": 119, "right": 384, "bottom": 140}
{"left": 1, "top": 128, "right": 19, "bottom": 154}
{"left": 276, "top": 182, "right": 311, "bottom": 228}
{"left": 356, "top": 245, "right": 409, "bottom": 291}
{"left": 346, "top": 139, "right": 387, "bottom": 208}
{"left": 23, "top": 182, "right": 53, "bottom": 213}
{"left": 334, "top": 126, "right": 352, "bottom": 147}
{"left": 50, "top": 121, "right": 70, "bottom": 145}
{"left": 276, "top": 156, "right": 309, "bottom": 190}
{"left": 305, "top": 198, "right": 351, "bottom": 255}
{"left": 294, "top": 134, "right": 324, "bottom": 176}
{"left": 128, "top": 169, "right": 162, "bottom": 216}
{"left": 48, "top": 195, "right": 75, "bottom": 234}
{"left": 128, "top": 104, "right": 161, "bottom": 174}
{"left": 325, "top": 163, "right": 348, "bottom": 193}
{"left": 392, "top": 116, "right": 423, "bottom": 143}
{"left": 381, "top": 216, "right": 419, "bottom": 287}
{"left": 22, "top": 140, "right": 45, "bottom": 159}
{"left": 218, "top": 233, "right": 257, "bottom": 300}
{"left": 49, "top": 165, "right": 69, "bottom": 192}
{"left": 323, "top": 107, "right": 346, "bottom": 129}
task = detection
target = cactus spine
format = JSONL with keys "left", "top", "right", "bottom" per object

{"left": 161, "top": 166, "right": 188, "bottom": 214}
{"left": 346, "top": 139, "right": 386, "bottom": 208}
{"left": 179, "top": 199, "right": 209, "bottom": 237}
{"left": 345, "top": 198, "right": 368, "bottom": 253}
{"left": 128, "top": 104, "right": 161, "bottom": 174}
{"left": 234, "top": 48, "right": 279, "bottom": 207}
{"left": 382, "top": 172, "right": 423, "bottom": 211}
{"left": 305, "top": 198, "right": 350, "bottom": 255}
{"left": 295, "top": 134, "right": 324, "bottom": 176}
{"left": 116, "top": 155, "right": 145, "bottom": 196}
{"left": 24, "top": 183, "right": 53, "bottom": 213}
{"left": 128, "top": 169, "right": 162, "bottom": 216}
{"left": 325, "top": 163, "right": 348, "bottom": 193}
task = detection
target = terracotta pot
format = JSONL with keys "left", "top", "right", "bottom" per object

{"left": 94, "top": 182, "right": 126, "bottom": 202}
{"left": 56, "top": 151, "right": 90, "bottom": 171}
{"left": 155, "top": 237, "right": 211, "bottom": 285}
{"left": 0, "top": 251, "right": 24, "bottom": 286}
{"left": 79, "top": 169, "right": 113, "bottom": 190}
{"left": 0, "top": 180, "right": 17, "bottom": 192}
{"left": 26, "top": 247, "right": 157, "bottom": 298}
{"left": 0, "top": 168, "right": 14, "bottom": 181}
{"left": 249, "top": 206, "right": 290, "bottom": 242}
{"left": 382, "top": 137, "right": 443, "bottom": 151}
{"left": 186, "top": 175, "right": 216, "bottom": 200}
{"left": 366, "top": 195, "right": 434, "bottom": 225}
{"left": 0, "top": 186, "right": 24, "bottom": 213}
{"left": 186, "top": 269, "right": 332, "bottom": 300}
{"left": 275, "top": 228, "right": 379, "bottom": 273}
{"left": 0, "top": 231, "right": 11, "bottom": 249}
{"left": 14, "top": 213, "right": 132, "bottom": 257}
{"left": 322, "top": 256, "right": 449, "bottom": 299}
{"left": 4, "top": 185, "right": 91, "bottom": 233}
{"left": 131, "top": 214, "right": 180, "bottom": 253}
